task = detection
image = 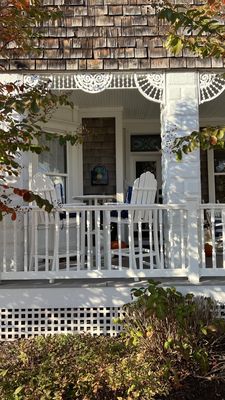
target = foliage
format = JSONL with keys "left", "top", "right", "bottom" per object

{"left": 153, "top": 0, "right": 225, "bottom": 158}
{"left": 172, "top": 126, "right": 225, "bottom": 160}
{"left": 0, "top": 1, "right": 84, "bottom": 219}
{"left": 0, "top": 334, "right": 168, "bottom": 400}
{"left": 117, "top": 281, "right": 225, "bottom": 382}
{"left": 155, "top": 0, "right": 225, "bottom": 58}
{"left": 0, "top": 78, "right": 85, "bottom": 220}
{"left": 0, "top": 0, "right": 60, "bottom": 58}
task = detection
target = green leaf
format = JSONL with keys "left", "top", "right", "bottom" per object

{"left": 14, "top": 386, "right": 24, "bottom": 395}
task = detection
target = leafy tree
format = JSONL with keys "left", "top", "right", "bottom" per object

{"left": 153, "top": 0, "right": 225, "bottom": 159}
{"left": 0, "top": 0, "right": 60, "bottom": 58}
{"left": 0, "top": 0, "right": 83, "bottom": 220}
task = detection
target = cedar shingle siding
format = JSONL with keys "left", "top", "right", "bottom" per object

{"left": 7, "top": 0, "right": 223, "bottom": 72}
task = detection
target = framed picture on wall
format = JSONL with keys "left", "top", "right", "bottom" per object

{"left": 91, "top": 165, "right": 108, "bottom": 185}
{"left": 130, "top": 134, "right": 161, "bottom": 152}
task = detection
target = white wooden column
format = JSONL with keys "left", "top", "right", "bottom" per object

{"left": 161, "top": 72, "right": 201, "bottom": 204}
{"left": 161, "top": 72, "right": 201, "bottom": 281}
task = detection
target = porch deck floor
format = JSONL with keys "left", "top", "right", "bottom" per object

{"left": 1, "top": 276, "right": 225, "bottom": 289}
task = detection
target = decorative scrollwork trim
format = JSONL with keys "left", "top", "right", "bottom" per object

{"left": 199, "top": 72, "right": 225, "bottom": 104}
{"left": 24, "top": 72, "right": 164, "bottom": 104}
{"left": 134, "top": 73, "right": 164, "bottom": 103}
{"left": 74, "top": 73, "right": 113, "bottom": 93}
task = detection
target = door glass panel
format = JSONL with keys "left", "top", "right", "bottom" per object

{"left": 215, "top": 176, "right": 225, "bottom": 203}
{"left": 214, "top": 150, "right": 225, "bottom": 173}
{"left": 136, "top": 161, "right": 157, "bottom": 178}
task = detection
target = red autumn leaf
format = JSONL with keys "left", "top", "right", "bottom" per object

{"left": 11, "top": 212, "right": 17, "bottom": 221}
{"left": 5, "top": 84, "right": 14, "bottom": 93}
{"left": 13, "top": 188, "right": 23, "bottom": 196}
{"left": 23, "top": 191, "right": 32, "bottom": 202}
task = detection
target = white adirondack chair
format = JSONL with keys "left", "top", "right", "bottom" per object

{"left": 29, "top": 172, "right": 85, "bottom": 272}
{"left": 109, "top": 171, "right": 160, "bottom": 269}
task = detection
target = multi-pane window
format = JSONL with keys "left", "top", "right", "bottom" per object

{"left": 213, "top": 150, "right": 225, "bottom": 203}
{"left": 38, "top": 136, "right": 67, "bottom": 203}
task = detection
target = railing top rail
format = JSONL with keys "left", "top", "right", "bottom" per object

{"left": 20, "top": 203, "right": 188, "bottom": 213}
{"left": 200, "top": 203, "right": 225, "bottom": 210}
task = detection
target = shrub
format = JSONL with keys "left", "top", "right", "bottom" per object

{"left": 0, "top": 334, "right": 167, "bottom": 400}
{"left": 118, "top": 280, "right": 224, "bottom": 382}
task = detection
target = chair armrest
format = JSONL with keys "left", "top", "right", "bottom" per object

{"left": 104, "top": 202, "right": 123, "bottom": 205}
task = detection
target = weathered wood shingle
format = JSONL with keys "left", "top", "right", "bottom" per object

{"left": 6, "top": 0, "right": 223, "bottom": 72}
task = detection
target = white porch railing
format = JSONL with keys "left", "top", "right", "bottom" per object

{"left": 199, "top": 204, "right": 225, "bottom": 276}
{"left": 1, "top": 202, "right": 225, "bottom": 282}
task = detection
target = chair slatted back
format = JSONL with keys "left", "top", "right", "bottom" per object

{"left": 31, "top": 173, "right": 58, "bottom": 224}
{"left": 130, "top": 171, "right": 157, "bottom": 222}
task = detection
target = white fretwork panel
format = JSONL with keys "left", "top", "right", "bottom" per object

{"left": 199, "top": 73, "right": 225, "bottom": 104}
{"left": 0, "top": 307, "right": 123, "bottom": 341}
{"left": 24, "top": 72, "right": 164, "bottom": 103}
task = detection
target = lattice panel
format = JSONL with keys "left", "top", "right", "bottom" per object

{"left": 0, "top": 307, "right": 123, "bottom": 341}
{"left": 217, "top": 303, "right": 225, "bottom": 319}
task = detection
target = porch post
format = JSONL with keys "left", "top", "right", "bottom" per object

{"left": 161, "top": 72, "right": 201, "bottom": 282}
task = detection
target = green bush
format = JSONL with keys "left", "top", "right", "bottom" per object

{"left": 118, "top": 280, "right": 225, "bottom": 383}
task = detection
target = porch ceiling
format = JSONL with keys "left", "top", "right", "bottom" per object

{"left": 71, "top": 89, "right": 160, "bottom": 120}
{"left": 71, "top": 87, "right": 225, "bottom": 121}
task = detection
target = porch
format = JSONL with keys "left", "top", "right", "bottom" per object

{"left": 1, "top": 202, "right": 225, "bottom": 284}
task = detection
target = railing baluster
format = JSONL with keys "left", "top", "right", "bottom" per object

{"left": 104, "top": 209, "right": 111, "bottom": 270}
{"left": 159, "top": 209, "right": 164, "bottom": 269}
{"left": 34, "top": 211, "right": 38, "bottom": 272}
{"left": 13, "top": 217, "right": 17, "bottom": 271}
{"left": 66, "top": 211, "right": 70, "bottom": 271}
{"left": 95, "top": 209, "right": 101, "bottom": 270}
{"left": 86, "top": 210, "right": 92, "bottom": 270}
{"left": 76, "top": 212, "right": 81, "bottom": 271}
{"left": 200, "top": 208, "right": 206, "bottom": 270}
{"left": 45, "top": 212, "right": 49, "bottom": 272}
{"left": 3, "top": 216, "right": 7, "bottom": 272}
{"left": 169, "top": 210, "right": 174, "bottom": 269}
{"left": 117, "top": 211, "right": 123, "bottom": 270}
{"left": 138, "top": 220, "right": 143, "bottom": 270}
{"left": 149, "top": 211, "right": 153, "bottom": 269}
{"left": 211, "top": 209, "right": 217, "bottom": 269}
{"left": 24, "top": 211, "right": 28, "bottom": 272}
{"left": 180, "top": 209, "right": 185, "bottom": 270}
{"left": 222, "top": 209, "right": 225, "bottom": 269}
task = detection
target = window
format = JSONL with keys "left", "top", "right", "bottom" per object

{"left": 208, "top": 149, "right": 225, "bottom": 203}
{"left": 130, "top": 134, "right": 161, "bottom": 152}
{"left": 38, "top": 135, "right": 67, "bottom": 203}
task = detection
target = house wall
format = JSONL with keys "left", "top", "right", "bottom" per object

{"left": 4, "top": 1, "right": 224, "bottom": 72}
{"left": 82, "top": 117, "right": 116, "bottom": 195}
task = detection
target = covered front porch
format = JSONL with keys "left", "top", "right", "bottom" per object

{"left": 1, "top": 71, "right": 225, "bottom": 284}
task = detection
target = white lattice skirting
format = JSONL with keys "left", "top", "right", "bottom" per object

{"left": 0, "top": 307, "right": 123, "bottom": 341}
